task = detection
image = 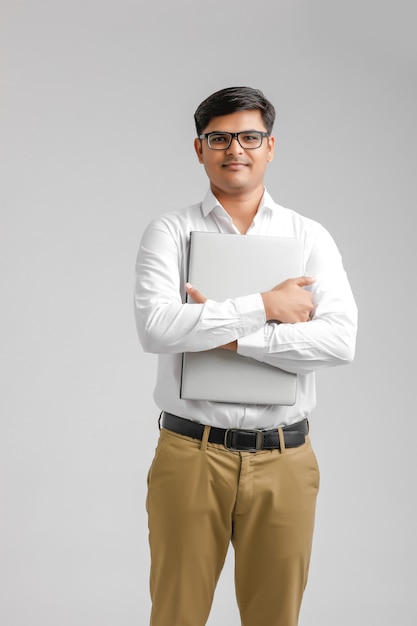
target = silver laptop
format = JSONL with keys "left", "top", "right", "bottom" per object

{"left": 180, "top": 231, "right": 303, "bottom": 405}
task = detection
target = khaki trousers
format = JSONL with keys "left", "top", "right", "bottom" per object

{"left": 146, "top": 425, "right": 320, "bottom": 626}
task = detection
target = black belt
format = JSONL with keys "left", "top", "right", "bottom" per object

{"left": 160, "top": 412, "right": 309, "bottom": 452}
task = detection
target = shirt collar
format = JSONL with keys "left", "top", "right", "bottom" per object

{"left": 201, "top": 188, "right": 276, "bottom": 217}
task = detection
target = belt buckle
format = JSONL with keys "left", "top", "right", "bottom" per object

{"left": 224, "top": 428, "right": 264, "bottom": 452}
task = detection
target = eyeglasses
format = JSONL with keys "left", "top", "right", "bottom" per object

{"left": 199, "top": 130, "right": 269, "bottom": 150}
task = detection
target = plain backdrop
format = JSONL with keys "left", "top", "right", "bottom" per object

{"left": 1, "top": 1, "right": 416, "bottom": 624}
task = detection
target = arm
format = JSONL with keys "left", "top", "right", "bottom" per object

{"left": 186, "top": 229, "right": 358, "bottom": 375}
{"left": 185, "top": 275, "right": 316, "bottom": 350}
{"left": 134, "top": 219, "right": 266, "bottom": 354}
{"left": 135, "top": 215, "right": 357, "bottom": 369}
{"left": 239, "top": 270, "right": 358, "bottom": 375}
{"left": 238, "top": 228, "right": 358, "bottom": 375}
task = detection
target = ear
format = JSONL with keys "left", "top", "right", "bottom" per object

{"left": 266, "top": 135, "right": 275, "bottom": 163}
{"left": 194, "top": 137, "right": 204, "bottom": 164}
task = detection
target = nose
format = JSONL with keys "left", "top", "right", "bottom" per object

{"left": 226, "top": 136, "right": 244, "bottom": 155}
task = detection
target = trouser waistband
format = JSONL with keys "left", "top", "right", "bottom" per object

{"left": 160, "top": 412, "right": 309, "bottom": 452}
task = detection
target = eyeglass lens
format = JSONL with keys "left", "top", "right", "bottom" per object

{"left": 207, "top": 131, "right": 264, "bottom": 150}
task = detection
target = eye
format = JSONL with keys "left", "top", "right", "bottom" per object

{"left": 241, "top": 133, "right": 261, "bottom": 143}
{"left": 210, "top": 133, "right": 229, "bottom": 144}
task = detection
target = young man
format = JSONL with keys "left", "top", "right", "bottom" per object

{"left": 134, "top": 86, "right": 358, "bottom": 626}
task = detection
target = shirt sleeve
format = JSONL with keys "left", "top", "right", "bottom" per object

{"left": 237, "top": 226, "right": 358, "bottom": 375}
{"left": 134, "top": 219, "right": 266, "bottom": 354}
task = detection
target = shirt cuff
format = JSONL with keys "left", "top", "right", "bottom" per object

{"left": 234, "top": 293, "right": 266, "bottom": 336}
{"left": 237, "top": 326, "right": 267, "bottom": 362}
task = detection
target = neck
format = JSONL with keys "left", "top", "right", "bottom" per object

{"left": 211, "top": 186, "right": 265, "bottom": 234}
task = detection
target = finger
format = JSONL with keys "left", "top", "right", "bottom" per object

{"left": 294, "top": 275, "right": 316, "bottom": 287}
{"left": 185, "top": 282, "right": 207, "bottom": 303}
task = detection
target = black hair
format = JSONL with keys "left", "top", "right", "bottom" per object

{"left": 194, "top": 86, "right": 276, "bottom": 136}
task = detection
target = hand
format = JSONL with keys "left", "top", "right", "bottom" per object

{"left": 261, "top": 276, "right": 316, "bottom": 323}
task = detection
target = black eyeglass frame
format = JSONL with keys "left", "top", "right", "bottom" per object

{"left": 198, "top": 130, "right": 270, "bottom": 150}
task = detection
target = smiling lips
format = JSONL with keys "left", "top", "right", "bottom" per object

{"left": 222, "top": 160, "right": 249, "bottom": 169}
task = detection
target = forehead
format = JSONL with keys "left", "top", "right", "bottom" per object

{"left": 203, "top": 110, "right": 266, "bottom": 133}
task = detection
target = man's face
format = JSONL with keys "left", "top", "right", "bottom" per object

{"left": 194, "top": 109, "right": 275, "bottom": 198}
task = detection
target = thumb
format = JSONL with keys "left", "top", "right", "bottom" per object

{"left": 295, "top": 275, "right": 316, "bottom": 287}
{"left": 185, "top": 282, "right": 207, "bottom": 303}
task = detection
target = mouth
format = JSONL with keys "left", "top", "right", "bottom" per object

{"left": 222, "top": 161, "right": 248, "bottom": 169}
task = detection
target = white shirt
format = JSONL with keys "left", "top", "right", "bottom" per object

{"left": 134, "top": 188, "right": 358, "bottom": 429}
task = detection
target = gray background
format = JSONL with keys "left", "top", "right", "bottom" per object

{"left": 1, "top": 1, "right": 416, "bottom": 624}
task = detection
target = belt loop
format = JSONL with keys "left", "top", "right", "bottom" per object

{"left": 200, "top": 425, "right": 211, "bottom": 451}
{"left": 277, "top": 427, "right": 286, "bottom": 454}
